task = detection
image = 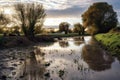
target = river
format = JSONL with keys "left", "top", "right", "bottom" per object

{"left": 0, "top": 36, "right": 120, "bottom": 80}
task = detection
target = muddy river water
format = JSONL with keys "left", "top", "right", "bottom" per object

{"left": 0, "top": 36, "right": 120, "bottom": 80}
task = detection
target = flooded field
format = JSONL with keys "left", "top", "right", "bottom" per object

{"left": 0, "top": 36, "right": 120, "bottom": 80}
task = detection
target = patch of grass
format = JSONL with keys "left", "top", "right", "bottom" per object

{"left": 95, "top": 33, "right": 120, "bottom": 56}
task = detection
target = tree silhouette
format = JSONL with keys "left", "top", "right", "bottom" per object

{"left": 59, "top": 22, "right": 70, "bottom": 34}
{"left": 73, "top": 23, "right": 84, "bottom": 35}
{"left": 14, "top": 3, "right": 46, "bottom": 40}
{"left": 82, "top": 2, "right": 118, "bottom": 34}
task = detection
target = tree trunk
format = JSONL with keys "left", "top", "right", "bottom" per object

{"left": 26, "top": 24, "right": 35, "bottom": 41}
{"left": 65, "top": 31, "right": 68, "bottom": 34}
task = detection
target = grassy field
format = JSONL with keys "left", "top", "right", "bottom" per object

{"left": 0, "top": 34, "right": 2, "bottom": 37}
{"left": 95, "top": 33, "right": 120, "bottom": 56}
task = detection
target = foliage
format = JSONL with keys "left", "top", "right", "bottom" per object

{"left": 0, "top": 27, "right": 4, "bottom": 33}
{"left": 109, "top": 27, "right": 120, "bottom": 33}
{"left": 85, "top": 24, "right": 99, "bottom": 35}
{"left": 73, "top": 23, "right": 84, "bottom": 35}
{"left": 82, "top": 2, "right": 118, "bottom": 34}
{"left": 59, "top": 22, "right": 70, "bottom": 34}
{"left": 14, "top": 3, "right": 46, "bottom": 40}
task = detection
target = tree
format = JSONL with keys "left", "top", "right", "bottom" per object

{"left": 82, "top": 2, "right": 118, "bottom": 34}
{"left": 59, "top": 22, "right": 70, "bottom": 34}
{"left": 73, "top": 23, "right": 84, "bottom": 35}
{"left": 14, "top": 3, "right": 46, "bottom": 40}
{"left": 0, "top": 12, "right": 9, "bottom": 35}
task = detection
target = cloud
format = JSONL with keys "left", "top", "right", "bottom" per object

{"left": 0, "top": 0, "right": 92, "bottom": 10}
{"left": 46, "top": 6, "right": 85, "bottom": 18}
{"left": 39, "top": 0, "right": 92, "bottom": 10}
{"left": 46, "top": 0, "right": 120, "bottom": 19}
{"left": 0, "top": 0, "right": 120, "bottom": 24}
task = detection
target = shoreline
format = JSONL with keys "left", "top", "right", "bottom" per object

{"left": 95, "top": 33, "right": 120, "bottom": 57}
{"left": 0, "top": 34, "right": 87, "bottom": 49}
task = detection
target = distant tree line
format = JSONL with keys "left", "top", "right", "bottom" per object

{"left": 0, "top": 2, "right": 118, "bottom": 40}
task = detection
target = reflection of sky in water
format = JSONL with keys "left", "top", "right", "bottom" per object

{"left": 40, "top": 36, "right": 91, "bottom": 49}
{"left": 40, "top": 41, "right": 84, "bottom": 50}
{"left": 35, "top": 36, "right": 120, "bottom": 80}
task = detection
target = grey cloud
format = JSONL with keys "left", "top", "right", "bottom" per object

{"left": 46, "top": 6, "right": 86, "bottom": 18}
{"left": 0, "top": 0, "right": 120, "bottom": 21}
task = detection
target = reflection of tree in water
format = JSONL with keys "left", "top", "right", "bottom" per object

{"left": 24, "top": 48, "right": 46, "bottom": 80}
{"left": 73, "top": 37, "right": 84, "bottom": 46}
{"left": 37, "top": 42, "right": 54, "bottom": 47}
{"left": 59, "top": 41, "right": 69, "bottom": 48}
{"left": 117, "top": 57, "right": 120, "bottom": 62}
{"left": 82, "top": 40, "right": 114, "bottom": 71}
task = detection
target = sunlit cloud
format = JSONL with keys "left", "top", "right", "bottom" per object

{"left": 0, "top": 0, "right": 120, "bottom": 26}
{"left": 38, "top": 0, "right": 92, "bottom": 10}
{"left": 44, "top": 18, "right": 82, "bottom": 26}
{"left": 0, "top": 0, "right": 93, "bottom": 10}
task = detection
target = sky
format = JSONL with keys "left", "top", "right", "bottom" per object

{"left": 0, "top": 0, "right": 120, "bottom": 27}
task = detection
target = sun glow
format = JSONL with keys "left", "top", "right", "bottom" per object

{"left": 4, "top": 9, "right": 13, "bottom": 14}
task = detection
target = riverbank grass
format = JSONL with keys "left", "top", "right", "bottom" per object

{"left": 95, "top": 33, "right": 120, "bottom": 56}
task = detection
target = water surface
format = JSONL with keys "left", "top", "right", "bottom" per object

{"left": 28, "top": 36, "right": 120, "bottom": 80}
{"left": 0, "top": 36, "right": 120, "bottom": 80}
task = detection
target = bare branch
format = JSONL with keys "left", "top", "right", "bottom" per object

{"left": 14, "top": 2, "right": 46, "bottom": 38}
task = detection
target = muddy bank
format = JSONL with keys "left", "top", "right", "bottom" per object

{"left": 0, "top": 47, "right": 34, "bottom": 80}
{"left": 0, "top": 36, "right": 55, "bottom": 49}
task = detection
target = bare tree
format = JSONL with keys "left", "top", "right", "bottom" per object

{"left": 0, "top": 12, "right": 9, "bottom": 25}
{"left": 14, "top": 3, "right": 46, "bottom": 40}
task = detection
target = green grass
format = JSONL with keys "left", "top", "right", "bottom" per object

{"left": 95, "top": 33, "right": 120, "bottom": 56}
{"left": 0, "top": 34, "right": 3, "bottom": 37}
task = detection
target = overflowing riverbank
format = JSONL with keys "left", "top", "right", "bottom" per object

{"left": 95, "top": 33, "right": 120, "bottom": 57}
{"left": 0, "top": 36, "right": 120, "bottom": 80}
{"left": 0, "top": 33, "right": 86, "bottom": 48}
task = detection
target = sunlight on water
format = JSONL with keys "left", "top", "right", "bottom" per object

{"left": 33, "top": 36, "right": 120, "bottom": 80}
{"left": 0, "top": 36, "right": 120, "bottom": 80}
